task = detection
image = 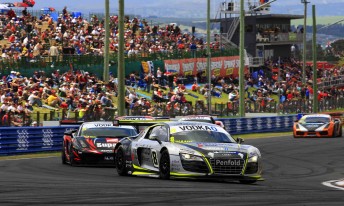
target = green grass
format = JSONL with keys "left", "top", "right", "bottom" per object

{"left": 0, "top": 152, "right": 60, "bottom": 160}
{"left": 136, "top": 86, "right": 254, "bottom": 106}
{"left": 291, "top": 16, "right": 344, "bottom": 26}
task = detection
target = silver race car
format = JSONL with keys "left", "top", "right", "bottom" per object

{"left": 114, "top": 121, "right": 262, "bottom": 183}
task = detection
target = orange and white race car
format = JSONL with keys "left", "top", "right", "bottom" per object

{"left": 293, "top": 114, "right": 342, "bottom": 138}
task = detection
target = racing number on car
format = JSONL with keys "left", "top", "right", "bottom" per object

{"left": 151, "top": 150, "right": 159, "bottom": 167}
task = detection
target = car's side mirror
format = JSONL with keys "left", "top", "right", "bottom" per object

{"left": 149, "top": 135, "right": 162, "bottom": 144}
{"left": 236, "top": 137, "right": 244, "bottom": 144}
{"left": 64, "top": 129, "right": 78, "bottom": 136}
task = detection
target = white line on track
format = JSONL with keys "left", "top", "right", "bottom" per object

{"left": 322, "top": 179, "right": 344, "bottom": 191}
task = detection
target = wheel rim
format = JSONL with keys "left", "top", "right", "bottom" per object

{"left": 117, "top": 149, "right": 124, "bottom": 170}
{"left": 160, "top": 154, "right": 169, "bottom": 174}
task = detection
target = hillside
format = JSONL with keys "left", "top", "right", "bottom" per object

{"left": 291, "top": 16, "right": 344, "bottom": 27}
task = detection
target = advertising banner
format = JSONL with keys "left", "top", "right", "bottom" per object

{"left": 164, "top": 56, "right": 241, "bottom": 77}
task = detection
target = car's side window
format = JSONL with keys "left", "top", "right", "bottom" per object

{"left": 144, "top": 127, "right": 156, "bottom": 139}
{"left": 150, "top": 125, "right": 168, "bottom": 142}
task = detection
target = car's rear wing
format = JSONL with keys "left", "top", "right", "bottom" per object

{"left": 59, "top": 116, "right": 170, "bottom": 126}
{"left": 114, "top": 119, "right": 170, "bottom": 133}
{"left": 60, "top": 119, "right": 84, "bottom": 125}
{"left": 323, "top": 112, "right": 344, "bottom": 125}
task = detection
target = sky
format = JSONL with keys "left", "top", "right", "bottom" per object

{"left": 8, "top": 0, "right": 344, "bottom": 16}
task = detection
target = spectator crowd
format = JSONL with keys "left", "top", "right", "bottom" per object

{"left": 0, "top": 6, "right": 221, "bottom": 66}
{"left": 0, "top": 7, "right": 344, "bottom": 127}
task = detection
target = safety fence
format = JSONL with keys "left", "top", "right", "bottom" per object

{"left": 0, "top": 115, "right": 298, "bottom": 156}
{"left": 128, "top": 97, "right": 344, "bottom": 117}
{"left": 0, "top": 97, "right": 343, "bottom": 127}
{"left": 0, "top": 126, "right": 77, "bottom": 155}
{"left": 218, "top": 115, "right": 297, "bottom": 135}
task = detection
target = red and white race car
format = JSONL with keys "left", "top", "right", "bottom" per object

{"left": 62, "top": 121, "right": 138, "bottom": 166}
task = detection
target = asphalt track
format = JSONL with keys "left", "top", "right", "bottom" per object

{"left": 1, "top": 134, "right": 344, "bottom": 206}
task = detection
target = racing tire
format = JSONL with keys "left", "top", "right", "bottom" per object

{"left": 115, "top": 146, "right": 128, "bottom": 176}
{"left": 159, "top": 150, "right": 170, "bottom": 180}
{"left": 61, "top": 144, "right": 67, "bottom": 165}
{"left": 239, "top": 179, "right": 257, "bottom": 184}
{"left": 339, "top": 127, "right": 342, "bottom": 137}
{"left": 69, "top": 145, "right": 75, "bottom": 166}
{"left": 332, "top": 127, "right": 337, "bottom": 138}
{"left": 293, "top": 132, "right": 298, "bottom": 138}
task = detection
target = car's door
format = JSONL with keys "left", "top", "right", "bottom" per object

{"left": 132, "top": 125, "right": 169, "bottom": 172}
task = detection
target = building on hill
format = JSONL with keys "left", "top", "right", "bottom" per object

{"left": 212, "top": 0, "right": 304, "bottom": 65}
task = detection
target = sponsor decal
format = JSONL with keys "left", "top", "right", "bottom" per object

{"left": 178, "top": 125, "right": 218, "bottom": 131}
{"left": 122, "top": 117, "right": 153, "bottom": 120}
{"left": 42, "top": 129, "right": 54, "bottom": 149}
{"left": 175, "top": 140, "right": 193, "bottom": 143}
{"left": 181, "top": 116, "right": 210, "bottom": 120}
{"left": 215, "top": 159, "right": 241, "bottom": 166}
{"left": 100, "top": 150, "right": 113, "bottom": 153}
{"left": 104, "top": 156, "right": 114, "bottom": 160}
{"left": 106, "top": 138, "right": 119, "bottom": 143}
{"left": 93, "top": 123, "right": 113, "bottom": 127}
{"left": 17, "top": 129, "right": 29, "bottom": 151}
{"left": 96, "top": 143, "right": 117, "bottom": 148}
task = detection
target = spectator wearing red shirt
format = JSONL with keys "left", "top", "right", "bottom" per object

{"left": 8, "top": 34, "right": 15, "bottom": 43}
{"left": 287, "top": 91, "right": 293, "bottom": 101}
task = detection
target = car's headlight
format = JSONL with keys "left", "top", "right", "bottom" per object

{"left": 180, "top": 153, "right": 203, "bottom": 161}
{"left": 248, "top": 155, "right": 258, "bottom": 163}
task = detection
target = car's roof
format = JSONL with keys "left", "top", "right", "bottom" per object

{"left": 81, "top": 122, "right": 135, "bottom": 129}
{"left": 116, "top": 116, "right": 155, "bottom": 120}
{"left": 303, "top": 114, "right": 331, "bottom": 118}
{"left": 165, "top": 121, "right": 218, "bottom": 127}
{"left": 178, "top": 115, "right": 213, "bottom": 121}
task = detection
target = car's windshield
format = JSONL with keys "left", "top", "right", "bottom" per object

{"left": 302, "top": 117, "right": 330, "bottom": 124}
{"left": 171, "top": 130, "right": 235, "bottom": 143}
{"left": 180, "top": 119, "right": 212, "bottom": 123}
{"left": 80, "top": 127, "right": 137, "bottom": 137}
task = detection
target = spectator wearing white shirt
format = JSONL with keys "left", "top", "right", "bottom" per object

{"left": 28, "top": 91, "right": 43, "bottom": 107}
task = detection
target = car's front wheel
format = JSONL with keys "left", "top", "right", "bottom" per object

{"left": 159, "top": 150, "right": 170, "bottom": 180}
{"left": 338, "top": 126, "right": 342, "bottom": 137}
{"left": 61, "top": 143, "right": 67, "bottom": 164}
{"left": 115, "top": 145, "right": 128, "bottom": 176}
{"left": 69, "top": 144, "right": 75, "bottom": 166}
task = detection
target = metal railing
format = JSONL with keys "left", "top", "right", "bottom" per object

{"left": 248, "top": 57, "right": 264, "bottom": 67}
{"left": 318, "top": 75, "right": 344, "bottom": 89}
{"left": 1, "top": 96, "right": 342, "bottom": 127}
